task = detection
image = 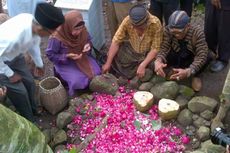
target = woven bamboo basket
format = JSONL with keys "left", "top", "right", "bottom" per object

{"left": 39, "top": 76, "right": 68, "bottom": 115}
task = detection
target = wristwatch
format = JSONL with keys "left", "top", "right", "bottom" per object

{"left": 190, "top": 68, "right": 196, "bottom": 75}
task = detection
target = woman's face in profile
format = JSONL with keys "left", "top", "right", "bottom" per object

{"left": 71, "top": 21, "right": 85, "bottom": 37}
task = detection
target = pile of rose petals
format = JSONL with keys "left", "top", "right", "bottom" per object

{"left": 67, "top": 87, "right": 189, "bottom": 153}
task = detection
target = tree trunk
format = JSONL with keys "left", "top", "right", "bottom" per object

{"left": 211, "top": 99, "right": 230, "bottom": 131}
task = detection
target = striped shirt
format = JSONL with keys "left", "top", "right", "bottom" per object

{"left": 112, "top": 13, "right": 163, "bottom": 53}
{"left": 156, "top": 25, "right": 208, "bottom": 73}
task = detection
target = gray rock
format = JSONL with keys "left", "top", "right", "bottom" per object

{"left": 197, "top": 126, "right": 210, "bottom": 141}
{"left": 150, "top": 81, "right": 179, "bottom": 99}
{"left": 56, "top": 111, "right": 73, "bottom": 129}
{"left": 66, "top": 106, "right": 76, "bottom": 116}
{"left": 42, "top": 129, "right": 51, "bottom": 144}
{"left": 117, "top": 76, "right": 128, "bottom": 86}
{"left": 188, "top": 96, "right": 218, "bottom": 113}
{"left": 190, "top": 151, "right": 205, "bottom": 153}
{"left": 192, "top": 114, "right": 200, "bottom": 121}
{"left": 185, "top": 125, "right": 196, "bottom": 136}
{"left": 51, "top": 129, "right": 67, "bottom": 147}
{"left": 128, "top": 76, "right": 141, "bottom": 89}
{"left": 200, "top": 140, "right": 225, "bottom": 153}
{"left": 150, "top": 75, "right": 166, "bottom": 85}
{"left": 192, "top": 140, "right": 201, "bottom": 149}
{"left": 50, "top": 127, "right": 59, "bottom": 138}
{"left": 138, "top": 82, "right": 153, "bottom": 91}
{"left": 176, "top": 95, "right": 189, "bottom": 109}
{"left": 140, "top": 68, "right": 153, "bottom": 82}
{"left": 177, "top": 109, "right": 193, "bottom": 126}
{"left": 179, "top": 85, "right": 195, "bottom": 99}
{"left": 200, "top": 110, "right": 214, "bottom": 121}
{"left": 89, "top": 73, "right": 118, "bottom": 95}
{"left": 54, "top": 145, "right": 66, "bottom": 153}
{"left": 69, "top": 97, "right": 84, "bottom": 107}
{"left": 204, "top": 120, "right": 211, "bottom": 127}
{"left": 193, "top": 117, "right": 207, "bottom": 128}
{"left": 79, "top": 94, "right": 94, "bottom": 101}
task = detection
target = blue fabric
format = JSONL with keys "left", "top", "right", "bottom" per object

{"left": 168, "top": 10, "right": 190, "bottom": 29}
{"left": 111, "top": 0, "right": 130, "bottom": 2}
{"left": 7, "top": 0, "right": 45, "bottom": 17}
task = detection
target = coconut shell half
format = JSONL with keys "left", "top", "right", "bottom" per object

{"left": 133, "top": 91, "right": 154, "bottom": 112}
{"left": 158, "top": 98, "right": 179, "bottom": 120}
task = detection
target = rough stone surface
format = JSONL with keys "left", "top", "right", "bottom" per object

{"left": 188, "top": 96, "right": 218, "bottom": 113}
{"left": 138, "top": 82, "right": 153, "bottom": 91}
{"left": 197, "top": 126, "right": 210, "bottom": 141}
{"left": 176, "top": 95, "right": 189, "bottom": 109}
{"left": 150, "top": 81, "right": 179, "bottom": 99}
{"left": 89, "top": 73, "right": 119, "bottom": 95}
{"left": 200, "top": 110, "right": 214, "bottom": 121}
{"left": 150, "top": 75, "right": 166, "bottom": 85}
{"left": 50, "top": 130, "right": 67, "bottom": 147}
{"left": 56, "top": 112, "right": 73, "bottom": 129}
{"left": 177, "top": 109, "right": 193, "bottom": 126}
{"left": 193, "top": 117, "right": 207, "bottom": 128}
{"left": 140, "top": 69, "right": 153, "bottom": 82}
{"left": 179, "top": 85, "right": 195, "bottom": 99}
{"left": 200, "top": 140, "right": 225, "bottom": 153}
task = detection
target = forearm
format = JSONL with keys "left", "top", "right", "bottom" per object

{"left": 190, "top": 46, "right": 208, "bottom": 73}
{"left": 46, "top": 38, "right": 68, "bottom": 65}
{"left": 140, "top": 49, "right": 157, "bottom": 68}
{"left": 106, "top": 42, "right": 120, "bottom": 65}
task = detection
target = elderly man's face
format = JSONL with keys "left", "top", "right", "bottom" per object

{"left": 133, "top": 22, "right": 147, "bottom": 33}
{"left": 170, "top": 24, "right": 189, "bottom": 40}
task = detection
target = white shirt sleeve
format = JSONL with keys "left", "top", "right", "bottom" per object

{"left": 0, "top": 57, "right": 14, "bottom": 77}
{"left": 28, "top": 36, "right": 43, "bottom": 68}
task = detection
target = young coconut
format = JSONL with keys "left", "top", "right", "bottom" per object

{"left": 133, "top": 91, "right": 154, "bottom": 112}
{"left": 158, "top": 98, "right": 179, "bottom": 120}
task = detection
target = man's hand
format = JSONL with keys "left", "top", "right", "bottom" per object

{"left": 9, "top": 73, "right": 22, "bottom": 83}
{"left": 170, "top": 68, "right": 190, "bottom": 81}
{"left": 137, "top": 64, "right": 146, "bottom": 78}
{"left": 211, "top": 0, "right": 221, "bottom": 9}
{"left": 82, "top": 43, "right": 91, "bottom": 53}
{"left": 34, "top": 67, "right": 45, "bottom": 78}
{"left": 102, "top": 62, "right": 111, "bottom": 74}
{"left": 67, "top": 53, "right": 83, "bottom": 60}
{"left": 154, "top": 59, "right": 167, "bottom": 77}
{"left": 0, "top": 86, "right": 7, "bottom": 97}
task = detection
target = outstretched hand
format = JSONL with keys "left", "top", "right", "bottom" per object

{"left": 154, "top": 60, "right": 167, "bottom": 77}
{"left": 0, "top": 86, "right": 7, "bottom": 97}
{"left": 102, "top": 62, "right": 111, "bottom": 74}
{"left": 170, "top": 68, "right": 190, "bottom": 81}
{"left": 67, "top": 53, "right": 83, "bottom": 60}
{"left": 137, "top": 64, "right": 146, "bottom": 78}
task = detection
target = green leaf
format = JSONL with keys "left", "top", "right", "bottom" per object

{"left": 151, "top": 120, "right": 161, "bottom": 130}
{"left": 134, "top": 120, "right": 141, "bottom": 130}
{"left": 69, "top": 147, "right": 77, "bottom": 153}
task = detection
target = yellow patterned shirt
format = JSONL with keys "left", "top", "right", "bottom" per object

{"left": 112, "top": 13, "right": 163, "bottom": 53}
